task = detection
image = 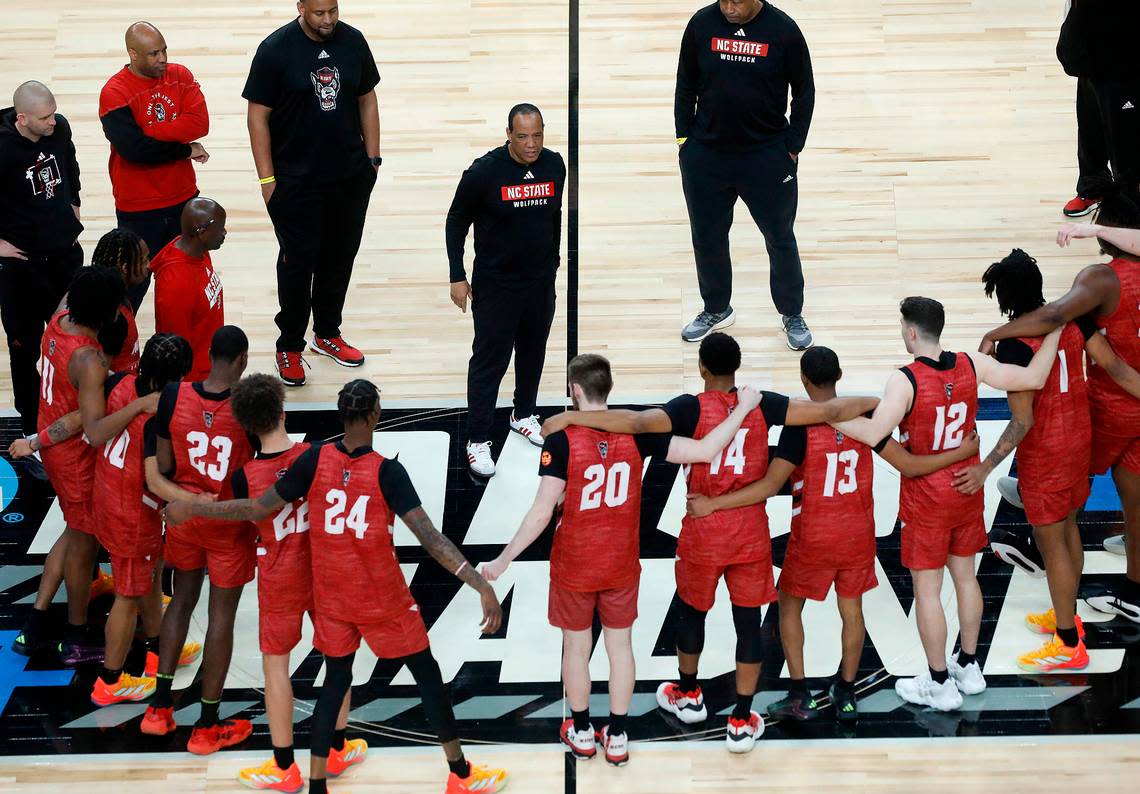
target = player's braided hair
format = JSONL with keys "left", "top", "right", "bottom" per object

{"left": 337, "top": 379, "right": 381, "bottom": 425}
{"left": 67, "top": 266, "right": 126, "bottom": 330}
{"left": 91, "top": 228, "right": 148, "bottom": 285}
{"left": 981, "top": 248, "right": 1045, "bottom": 320}
{"left": 231, "top": 374, "right": 286, "bottom": 437}
{"left": 137, "top": 333, "right": 193, "bottom": 396}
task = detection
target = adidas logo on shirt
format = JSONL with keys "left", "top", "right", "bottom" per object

{"left": 734, "top": 28, "right": 746, "bottom": 36}
{"left": 523, "top": 170, "right": 535, "bottom": 180}
{"left": 783, "top": 174, "right": 794, "bottom": 183}
{"left": 318, "top": 49, "right": 331, "bottom": 59}
{"left": 1123, "top": 101, "right": 1135, "bottom": 110}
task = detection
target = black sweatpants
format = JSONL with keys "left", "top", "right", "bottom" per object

{"left": 117, "top": 197, "right": 192, "bottom": 312}
{"left": 466, "top": 277, "right": 556, "bottom": 443}
{"left": 267, "top": 168, "right": 376, "bottom": 352}
{"left": 1075, "top": 76, "right": 1140, "bottom": 200}
{"left": 0, "top": 243, "right": 83, "bottom": 434}
{"left": 679, "top": 139, "right": 804, "bottom": 317}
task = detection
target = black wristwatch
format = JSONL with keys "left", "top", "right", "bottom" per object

{"left": 370, "top": 156, "right": 383, "bottom": 167}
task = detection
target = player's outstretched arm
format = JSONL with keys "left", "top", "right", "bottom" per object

{"left": 74, "top": 348, "right": 159, "bottom": 445}
{"left": 481, "top": 477, "right": 565, "bottom": 581}
{"left": 163, "top": 484, "right": 285, "bottom": 526}
{"left": 951, "top": 393, "right": 1034, "bottom": 495}
{"left": 971, "top": 326, "right": 1061, "bottom": 392}
{"left": 831, "top": 372, "right": 910, "bottom": 446}
{"left": 665, "top": 386, "right": 762, "bottom": 464}
{"left": 9, "top": 410, "right": 83, "bottom": 457}
{"left": 787, "top": 394, "right": 880, "bottom": 427}
{"left": 686, "top": 458, "right": 796, "bottom": 518}
{"left": 1058, "top": 222, "right": 1140, "bottom": 255}
{"left": 980, "top": 265, "right": 1115, "bottom": 351}
{"left": 542, "top": 407, "right": 672, "bottom": 439}
{"left": 404, "top": 506, "right": 502, "bottom": 635}
{"left": 879, "top": 429, "right": 980, "bottom": 478}
{"left": 1085, "top": 333, "right": 1140, "bottom": 400}
{"left": 145, "top": 457, "right": 214, "bottom": 504}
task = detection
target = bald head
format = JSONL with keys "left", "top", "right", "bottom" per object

{"left": 126, "top": 22, "right": 168, "bottom": 79}
{"left": 13, "top": 82, "right": 57, "bottom": 140}
{"left": 180, "top": 198, "right": 228, "bottom": 253}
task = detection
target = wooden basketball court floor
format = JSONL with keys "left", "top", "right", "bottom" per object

{"left": 2, "top": 1, "right": 1139, "bottom": 792}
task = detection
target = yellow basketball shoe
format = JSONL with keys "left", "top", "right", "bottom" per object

{"left": 1017, "top": 635, "right": 1090, "bottom": 673}
{"left": 91, "top": 672, "right": 155, "bottom": 707}
{"left": 445, "top": 762, "right": 508, "bottom": 793}
{"left": 1025, "top": 609, "right": 1085, "bottom": 639}
{"left": 237, "top": 758, "right": 303, "bottom": 792}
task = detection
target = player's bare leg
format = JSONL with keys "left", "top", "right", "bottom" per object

{"left": 836, "top": 595, "right": 865, "bottom": 684}
{"left": 559, "top": 627, "right": 596, "bottom": 757}
{"left": 895, "top": 566, "right": 962, "bottom": 711}
{"left": 264, "top": 653, "right": 295, "bottom": 750}
{"left": 102, "top": 595, "right": 139, "bottom": 672}
{"left": 597, "top": 625, "right": 633, "bottom": 765}
{"left": 198, "top": 583, "right": 244, "bottom": 705}
{"left": 946, "top": 555, "right": 982, "bottom": 656}
{"left": 140, "top": 567, "right": 205, "bottom": 735}
{"left": 33, "top": 531, "right": 68, "bottom": 611}
{"left": 769, "top": 593, "right": 819, "bottom": 721}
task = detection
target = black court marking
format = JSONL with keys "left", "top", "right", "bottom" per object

{"left": 0, "top": 400, "right": 1136, "bottom": 764}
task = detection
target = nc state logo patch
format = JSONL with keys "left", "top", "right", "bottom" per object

{"left": 202, "top": 411, "right": 214, "bottom": 429}
{"left": 342, "top": 470, "right": 351, "bottom": 485}
{"left": 944, "top": 383, "right": 954, "bottom": 400}
{"left": 597, "top": 441, "right": 609, "bottom": 460}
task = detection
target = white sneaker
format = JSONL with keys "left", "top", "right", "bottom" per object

{"left": 466, "top": 441, "right": 496, "bottom": 477}
{"left": 509, "top": 413, "right": 544, "bottom": 447}
{"left": 997, "top": 476, "right": 1023, "bottom": 509}
{"left": 598, "top": 726, "right": 628, "bottom": 766}
{"left": 559, "top": 719, "right": 596, "bottom": 759}
{"left": 948, "top": 653, "right": 987, "bottom": 695}
{"left": 655, "top": 681, "right": 707, "bottom": 724}
{"left": 1104, "top": 534, "right": 1126, "bottom": 556}
{"left": 1085, "top": 591, "right": 1140, "bottom": 624}
{"left": 895, "top": 673, "right": 963, "bottom": 712}
{"left": 725, "top": 710, "right": 763, "bottom": 753}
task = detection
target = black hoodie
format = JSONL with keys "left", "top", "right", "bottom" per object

{"left": 1057, "top": 1, "right": 1140, "bottom": 80}
{"left": 445, "top": 144, "right": 565, "bottom": 290}
{"left": 0, "top": 107, "right": 82, "bottom": 255}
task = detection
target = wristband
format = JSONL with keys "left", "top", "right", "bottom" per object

{"left": 36, "top": 429, "right": 53, "bottom": 450}
{"left": 259, "top": 175, "right": 276, "bottom": 185}
{"left": 454, "top": 560, "right": 468, "bottom": 577}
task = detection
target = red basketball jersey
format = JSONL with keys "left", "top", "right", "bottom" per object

{"left": 788, "top": 424, "right": 876, "bottom": 569}
{"left": 679, "top": 390, "right": 772, "bottom": 566}
{"left": 108, "top": 303, "right": 140, "bottom": 374}
{"left": 95, "top": 374, "right": 161, "bottom": 556}
{"left": 1088, "top": 257, "right": 1140, "bottom": 436}
{"left": 37, "top": 311, "right": 98, "bottom": 475}
{"left": 897, "top": 352, "right": 984, "bottom": 527}
{"left": 1017, "top": 323, "right": 1092, "bottom": 491}
{"left": 167, "top": 382, "right": 254, "bottom": 550}
{"left": 308, "top": 444, "right": 415, "bottom": 623}
{"left": 551, "top": 427, "right": 645, "bottom": 592}
{"left": 243, "top": 443, "right": 313, "bottom": 615}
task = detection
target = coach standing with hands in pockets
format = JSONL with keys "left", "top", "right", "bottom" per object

{"left": 676, "top": 0, "right": 815, "bottom": 350}
{"left": 446, "top": 104, "right": 566, "bottom": 480}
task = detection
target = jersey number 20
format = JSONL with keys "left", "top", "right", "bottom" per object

{"left": 580, "top": 461, "right": 631, "bottom": 510}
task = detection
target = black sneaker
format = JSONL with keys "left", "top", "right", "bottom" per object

{"left": 829, "top": 681, "right": 858, "bottom": 723}
{"left": 682, "top": 307, "right": 735, "bottom": 343}
{"left": 767, "top": 691, "right": 821, "bottom": 721}
{"left": 781, "top": 314, "right": 813, "bottom": 350}
{"left": 12, "top": 629, "right": 53, "bottom": 657}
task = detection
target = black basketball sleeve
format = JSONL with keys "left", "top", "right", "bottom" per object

{"left": 995, "top": 339, "right": 1034, "bottom": 368}
{"left": 664, "top": 394, "right": 701, "bottom": 438}
{"left": 379, "top": 459, "right": 423, "bottom": 516}
{"left": 760, "top": 391, "right": 790, "bottom": 427}
{"left": 155, "top": 382, "right": 179, "bottom": 439}
{"left": 634, "top": 432, "right": 672, "bottom": 460}
{"left": 1076, "top": 314, "right": 1099, "bottom": 341}
{"left": 774, "top": 425, "right": 807, "bottom": 466}
{"left": 230, "top": 468, "right": 249, "bottom": 501}
{"left": 142, "top": 418, "right": 159, "bottom": 458}
{"left": 103, "top": 371, "right": 129, "bottom": 401}
{"left": 539, "top": 431, "right": 570, "bottom": 480}
{"left": 274, "top": 444, "right": 321, "bottom": 502}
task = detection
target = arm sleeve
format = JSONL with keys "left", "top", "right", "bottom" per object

{"left": 1076, "top": 313, "right": 1099, "bottom": 341}
{"left": 230, "top": 468, "right": 249, "bottom": 500}
{"left": 357, "top": 35, "right": 381, "bottom": 95}
{"left": 146, "top": 71, "right": 209, "bottom": 142}
{"left": 379, "top": 459, "right": 423, "bottom": 515}
{"left": 155, "top": 382, "right": 179, "bottom": 439}
{"left": 995, "top": 338, "right": 1034, "bottom": 368}
{"left": 538, "top": 431, "right": 570, "bottom": 480}
{"left": 760, "top": 391, "right": 790, "bottom": 427}
{"left": 663, "top": 394, "right": 700, "bottom": 438}
{"left": 634, "top": 432, "right": 672, "bottom": 460}
{"left": 445, "top": 167, "right": 482, "bottom": 282}
{"left": 785, "top": 23, "right": 816, "bottom": 154}
{"left": 275, "top": 445, "right": 321, "bottom": 502}
{"left": 143, "top": 418, "right": 159, "bottom": 457}
{"left": 774, "top": 425, "right": 807, "bottom": 466}
{"left": 100, "top": 106, "right": 192, "bottom": 164}
{"left": 674, "top": 20, "right": 699, "bottom": 138}
{"left": 241, "top": 46, "right": 281, "bottom": 108}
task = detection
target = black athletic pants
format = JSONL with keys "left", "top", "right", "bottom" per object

{"left": 267, "top": 168, "right": 377, "bottom": 352}
{"left": 466, "top": 277, "right": 556, "bottom": 443}
{"left": 117, "top": 196, "right": 192, "bottom": 312}
{"left": 1075, "top": 76, "right": 1140, "bottom": 200}
{"left": 0, "top": 243, "right": 83, "bottom": 434}
{"left": 679, "top": 139, "right": 804, "bottom": 317}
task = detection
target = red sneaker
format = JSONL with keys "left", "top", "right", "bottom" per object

{"left": 1063, "top": 195, "right": 1099, "bottom": 217}
{"left": 140, "top": 705, "right": 176, "bottom": 736}
{"left": 275, "top": 351, "right": 308, "bottom": 387}
{"left": 327, "top": 737, "right": 368, "bottom": 776}
{"left": 187, "top": 718, "right": 253, "bottom": 755}
{"left": 309, "top": 336, "right": 364, "bottom": 367}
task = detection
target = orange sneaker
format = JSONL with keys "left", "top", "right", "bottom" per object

{"left": 327, "top": 737, "right": 368, "bottom": 776}
{"left": 187, "top": 718, "right": 253, "bottom": 755}
{"left": 144, "top": 642, "right": 202, "bottom": 676}
{"left": 1017, "top": 635, "right": 1090, "bottom": 673}
{"left": 445, "top": 762, "right": 508, "bottom": 794}
{"left": 140, "top": 705, "right": 176, "bottom": 736}
{"left": 89, "top": 569, "right": 115, "bottom": 601}
{"left": 237, "top": 758, "right": 303, "bottom": 792}
{"left": 91, "top": 672, "right": 155, "bottom": 707}
{"left": 1025, "top": 609, "right": 1086, "bottom": 639}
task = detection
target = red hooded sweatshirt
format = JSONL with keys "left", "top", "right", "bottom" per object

{"left": 150, "top": 237, "right": 224, "bottom": 380}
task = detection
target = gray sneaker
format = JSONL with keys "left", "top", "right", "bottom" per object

{"left": 997, "top": 476, "right": 1023, "bottom": 509}
{"left": 682, "top": 307, "right": 735, "bottom": 342}
{"left": 1104, "top": 534, "right": 1126, "bottom": 556}
{"left": 781, "top": 314, "right": 813, "bottom": 350}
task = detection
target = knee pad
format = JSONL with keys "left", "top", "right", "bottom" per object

{"left": 674, "top": 598, "right": 708, "bottom": 656}
{"left": 732, "top": 605, "right": 765, "bottom": 664}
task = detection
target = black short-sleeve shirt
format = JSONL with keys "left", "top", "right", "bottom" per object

{"left": 663, "top": 390, "right": 790, "bottom": 439}
{"left": 273, "top": 442, "right": 421, "bottom": 515}
{"left": 243, "top": 19, "right": 380, "bottom": 183}
{"left": 538, "top": 431, "right": 672, "bottom": 480}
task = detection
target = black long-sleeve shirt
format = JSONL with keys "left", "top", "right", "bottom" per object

{"left": 99, "top": 107, "right": 191, "bottom": 164}
{"left": 445, "top": 144, "right": 565, "bottom": 290}
{"left": 0, "top": 108, "right": 82, "bottom": 254}
{"left": 674, "top": 2, "right": 815, "bottom": 153}
{"left": 1056, "top": 0, "right": 1140, "bottom": 81}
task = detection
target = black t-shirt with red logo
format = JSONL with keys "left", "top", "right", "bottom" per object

{"left": 445, "top": 144, "right": 566, "bottom": 290}
{"left": 242, "top": 18, "right": 380, "bottom": 183}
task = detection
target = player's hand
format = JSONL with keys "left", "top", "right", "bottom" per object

{"left": 978, "top": 334, "right": 996, "bottom": 356}
{"left": 959, "top": 429, "right": 981, "bottom": 459}
{"left": 260, "top": 180, "right": 276, "bottom": 206}
{"left": 8, "top": 438, "right": 35, "bottom": 459}
{"left": 137, "top": 392, "right": 161, "bottom": 414}
{"left": 951, "top": 461, "right": 991, "bottom": 495}
{"left": 1057, "top": 222, "right": 1098, "bottom": 247}
{"left": 189, "top": 142, "right": 209, "bottom": 164}
{"left": 480, "top": 558, "right": 507, "bottom": 582}
{"left": 163, "top": 500, "right": 194, "bottom": 526}
{"left": 788, "top": 151, "right": 799, "bottom": 162}
{"left": 450, "top": 280, "right": 471, "bottom": 313}
{"left": 0, "top": 238, "right": 28, "bottom": 260}
{"left": 191, "top": 491, "right": 219, "bottom": 504}
{"left": 478, "top": 584, "right": 502, "bottom": 634}
{"left": 686, "top": 494, "right": 716, "bottom": 518}
{"left": 541, "top": 412, "right": 572, "bottom": 438}
{"left": 735, "top": 385, "right": 762, "bottom": 412}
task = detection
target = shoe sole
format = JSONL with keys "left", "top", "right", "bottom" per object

{"left": 725, "top": 738, "right": 756, "bottom": 754}
{"left": 1104, "top": 538, "right": 1126, "bottom": 555}
{"left": 140, "top": 722, "right": 175, "bottom": 737}
{"left": 682, "top": 311, "right": 736, "bottom": 343}
{"left": 308, "top": 344, "right": 364, "bottom": 367}
{"left": 238, "top": 779, "right": 302, "bottom": 794}
{"left": 1084, "top": 597, "right": 1140, "bottom": 623}
{"left": 1063, "top": 205, "right": 1098, "bottom": 217}
{"left": 783, "top": 331, "right": 813, "bottom": 351}
{"left": 657, "top": 702, "right": 707, "bottom": 724}
{"left": 990, "top": 542, "right": 1046, "bottom": 578}
{"left": 560, "top": 736, "right": 596, "bottom": 759}
{"left": 275, "top": 369, "right": 306, "bottom": 388}
{"left": 605, "top": 755, "right": 629, "bottom": 767}
{"left": 1017, "top": 659, "right": 1088, "bottom": 673}
{"left": 510, "top": 426, "right": 544, "bottom": 447}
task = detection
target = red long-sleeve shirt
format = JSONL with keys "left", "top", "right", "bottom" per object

{"left": 150, "top": 237, "right": 224, "bottom": 381}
